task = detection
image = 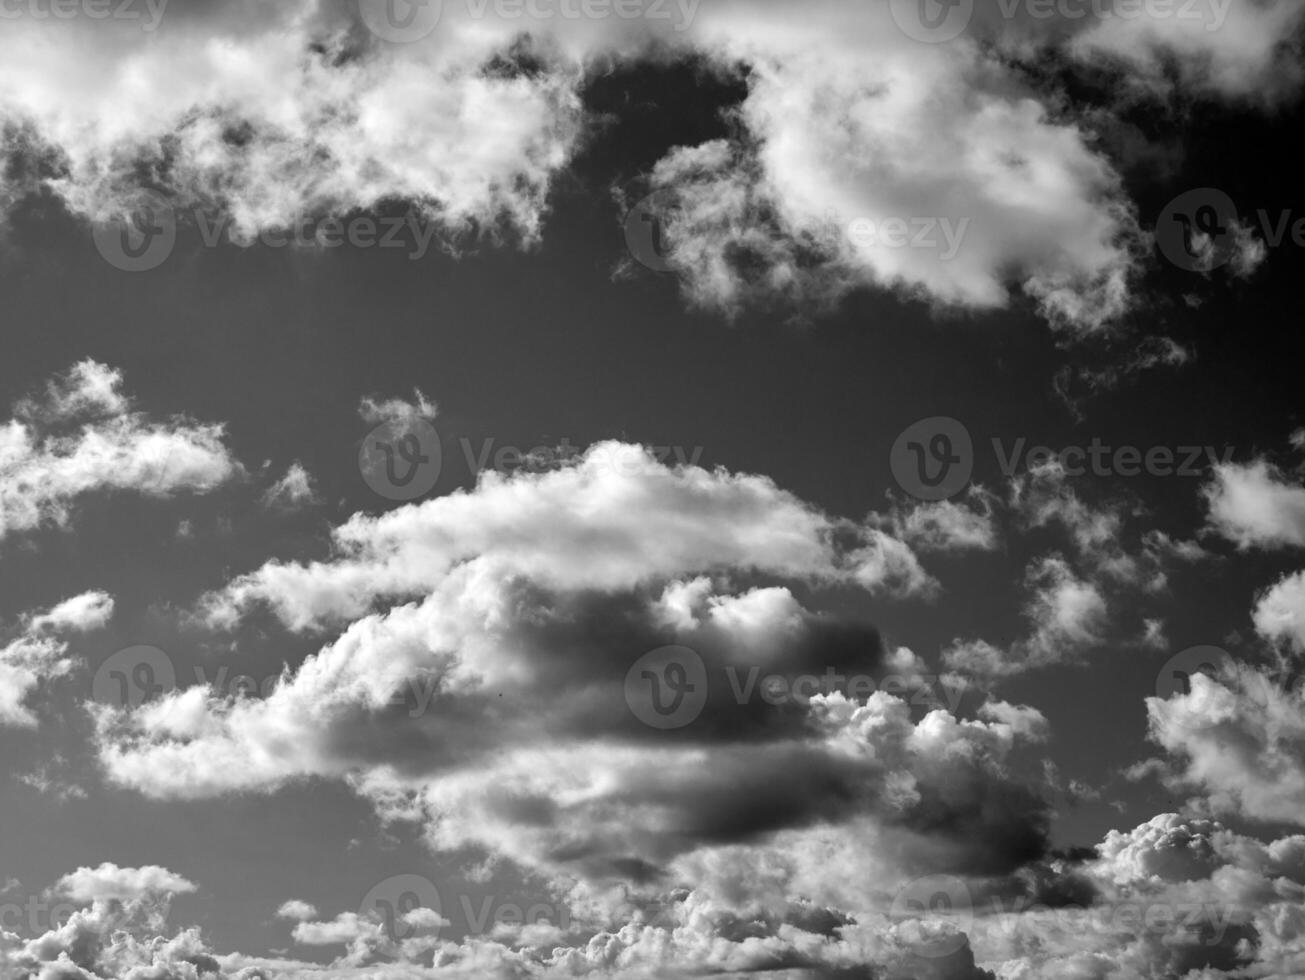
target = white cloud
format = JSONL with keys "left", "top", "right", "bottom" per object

{"left": 30, "top": 591, "right": 115, "bottom": 634}
{"left": 1145, "top": 668, "right": 1305, "bottom": 827}
{"left": 1, "top": 590, "right": 115, "bottom": 728}
{"left": 358, "top": 390, "right": 438, "bottom": 427}
{"left": 0, "top": 360, "right": 241, "bottom": 541}
{"left": 276, "top": 899, "right": 319, "bottom": 922}
{"left": 201, "top": 440, "right": 931, "bottom": 632}
{"left": 943, "top": 555, "right": 1107, "bottom": 678}
{"left": 3, "top": 1, "right": 1297, "bottom": 336}
{"left": 262, "top": 461, "right": 319, "bottom": 510}
{"left": 1069, "top": 0, "right": 1305, "bottom": 105}
{"left": 1254, "top": 570, "right": 1305, "bottom": 652}
{"left": 1204, "top": 460, "right": 1305, "bottom": 549}
{"left": 56, "top": 863, "right": 196, "bottom": 904}
{"left": 882, "top": 491, "right": 999, "bottom": 554}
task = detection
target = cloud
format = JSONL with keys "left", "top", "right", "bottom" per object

{"left": 262, "top": 462, "right": 319, "bottom": 510}
{"left": 943, "top": 555, "right": 1107, "bottom": 679}
{"left": 85, "top": 441, "right": 1064, "bottom": 935}
{"left": 1254, "top": 570, "right": 1305, "bottom": 653}
{"left": 634, "top": 43, "right": 1140, "bottom": 333}
{"left": 1145, "top": 667, "right": 1305, "bottom": 827}
{"left": 276, "top": 900, "right": 319, "bottom": 922}
{"left": 1068, "top": 0, "right": 1305, "bottom": 105}
{"left": 358, "top": 390, "right": 438, "bottom": 427}
{"left": 200, "top": 440, "right": 933, "bottom": 632}
{"left": 0, "top": 360, "right": 241, "bottom": 542}
{"left": 3, "top": 1, "right": 1298, "bottom": 337}
{"left": 1, "top": 591, "right": 115, "bottom": 728}
{"left": 30, "top": 591, "right": 115, "bottom": 634}
{"left": 56, "top": 864, "right": 196, "bottom": 905}
{"left": 11, "top": 812, "right": 1305, "bottom": 980}
{"left": 879, "top": 491, "right": 1000, "bottom": 554}
{"left": 1204, "top": 460, "right": 1305, "bottom": 550}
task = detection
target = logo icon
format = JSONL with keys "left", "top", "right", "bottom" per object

{"left": 1155, "top": 188, "right": 1240, "bottom": 272}
{"left": 889, "top": 0, "right": 974, "bottom": 43}
{"left": 92, "top": 192, "right": 177, "bottom": 272}
{"left": 623, "top": 190, "right": 680, "bottom": 273}
{"left": 890, "top": 417, "right": 973, "bottom": 501}
{"left": 624, "top": 645, "right": 708, "bottom": 730}
{"left": 889, "top": 875, "right": 973, "bottom": 958}
{"left": 1155, "top": 645, "right": 1235, "bottom": 730}
{"left": 360, "top": 874, "right": 443, "bottom": 941}
{"left": 359, "top": 419, "right": 442, "bottom": 501}
{"left": 92, "top": 645, "right": 177, "bottom": 708}
{"left": 358, "top": 0, "right": 443, "bottom": 42}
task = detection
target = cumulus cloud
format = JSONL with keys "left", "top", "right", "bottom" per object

{"left": 1, "top": 591, "right": 115, "bottom": 728}
{"left": 57, "top": 864, "right": 197, "bottom": 905}
{"left": 0, "top": 360, "right": 241, "bottom": 541}
{"left": 1204, "top": 459, "right": 1305, "bottom": 550}
{"left": 1255, "top": 570, "right": 1305, "bottom": 653}
{"left": 1145, "top": 667, "right": 1305, "bottom": 827}
{"left": 2, "top": 0, "right": 1299, "bottom": 336}
{"left": 943, "top": 555, "right": 1107, "bottom": 679}
{"left": 11, "top": 814, "right": 1305, "bottom": 980}
{"left": 83, "top": 440, "right": 1066, "bottom": 952}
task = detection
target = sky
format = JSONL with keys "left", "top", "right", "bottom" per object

{"left": 2, "top": 1, "right": 1305, "bottom": 978}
